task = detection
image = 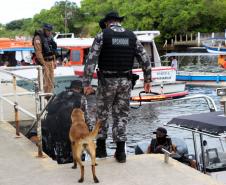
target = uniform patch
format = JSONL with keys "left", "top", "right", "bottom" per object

{"left": 112, "top": 38, "right": 129, "bottom": 46}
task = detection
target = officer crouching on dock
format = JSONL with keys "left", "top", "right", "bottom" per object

{"left": 83, "top": 11, "right": 152, "bottom": 163}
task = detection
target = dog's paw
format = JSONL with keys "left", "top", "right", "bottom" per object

{"left": 94, "top": 177, "right": 99, "bottom": 183}
{"left": 78, "top": 178, "right": 84, "bottom": 183}
{"left": 71, "top": 165, "right": 77, "bottom": 169}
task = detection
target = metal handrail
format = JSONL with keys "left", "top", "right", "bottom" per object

{"left": 130, "top": 94, "right": 217, "bottom": 112}
{"left": 0, "top": 96, "right": 36, "bottom": 119}
{"left": 0, "top": 66, "right": 48, "bottom": 157}
{"left": 0, "top": 66, "right": 41, "bottom": 82}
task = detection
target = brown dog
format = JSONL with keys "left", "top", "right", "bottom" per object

{"left": 69, "top": 108, "right": 101, "bottom": 183}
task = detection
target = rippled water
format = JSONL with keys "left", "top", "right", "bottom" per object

{"left": 17, "top": 85, "right": 224, "bottom": 157}
{"left": 96, "top": 86, "right": 224, "bottom": 155}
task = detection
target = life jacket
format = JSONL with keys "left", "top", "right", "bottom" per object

{"left": 42, "top": 90, "right": 82, "bottom": 164}
{"left": 150, "top": 137, "right": 172, "bottom": 153}
{"left": 32, "top": 30, "right": 57, "bottom": 58}
{"left": 98, "top": 28, "right": 136, "bottom": 71}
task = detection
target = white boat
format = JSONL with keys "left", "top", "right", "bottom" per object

{"left": 0, "top": 31, "right": 187, "bottom": 98}
{"left": 163, "top": 52, "right": 226, "bottom": 82}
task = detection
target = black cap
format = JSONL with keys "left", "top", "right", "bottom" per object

{"left": 66, "top": 80, "right": 82, "bottom": 90}
{"left": 99, "top": 18, "right": 106, "bottom": 29}
{"left": 43, "top": 23, "right": 53, "bottom": 31}
{"left": 153, "top": 127, "right": 167, "bottom": 135}
{"left": 103, "top": 11, "right": 124, "bottom": 22}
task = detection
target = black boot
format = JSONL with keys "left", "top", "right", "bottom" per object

{"left": 96, "top": 139, "right": 107, "bottom": 158}
{"left": 115, "top": 142, "right": 126, "bottom": 163}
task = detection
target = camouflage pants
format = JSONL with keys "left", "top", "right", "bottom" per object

{"left": 43, "top": 61, "right": 54, "bottom": 93}
{"left": 96, "top": 78, "right": 132, "bottom": 142}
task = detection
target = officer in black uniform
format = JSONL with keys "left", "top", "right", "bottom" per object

{"left": 83, "top": 11, "right": 152, "bottom": 163}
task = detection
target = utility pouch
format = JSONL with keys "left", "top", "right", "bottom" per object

{"left": 131, "top": 74, "right": 139, "bottom": 89}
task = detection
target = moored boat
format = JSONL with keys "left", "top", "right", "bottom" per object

{"left": 0, "top": 31, "right": 187, "bottom": 97}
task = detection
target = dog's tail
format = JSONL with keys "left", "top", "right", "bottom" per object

{"left": 88, "top": 119, "right": 101, "bottom": 139}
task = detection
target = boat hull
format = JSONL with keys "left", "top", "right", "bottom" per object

{"left": 176, "top": 71, "right": 226, "bottom": 82}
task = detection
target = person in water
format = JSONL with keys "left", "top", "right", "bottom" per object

{"left": 147, "top": 127, "right": 173, "bottom": 154}
{"left": 147, "top": 127, "right": 197, "bottom": 169}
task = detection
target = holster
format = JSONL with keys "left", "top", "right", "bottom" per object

{"left": 131, "top": 74, "right": 139, "bottom": 89}
{"left": 97, "top": 70, "right": 106, "bottom": 86}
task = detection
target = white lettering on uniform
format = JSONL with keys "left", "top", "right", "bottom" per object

{"left": 112, "top": 38, "right": 129, "bottom": 46}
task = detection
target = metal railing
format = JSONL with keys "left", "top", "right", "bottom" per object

{"left": 0, "top": 65, "right": 52, "bottom": 157}
{"left": 130, "top": 94, "right": 217, "bottom": 112}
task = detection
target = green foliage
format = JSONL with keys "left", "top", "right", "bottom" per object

{"left": 2, "top": 0, "right": 226, "bottom": 42}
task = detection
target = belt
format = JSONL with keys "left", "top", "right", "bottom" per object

{"left": 101, "top": 71, "right": 131, "bottom": 78}
{"left": 44, "top": 56, "right": 54, "bottom": 62}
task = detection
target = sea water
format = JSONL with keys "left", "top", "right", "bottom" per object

{"left": 17, "top": 79, "right": 225, "bottom": 157}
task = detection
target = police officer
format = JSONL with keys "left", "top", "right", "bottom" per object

{"left": 33, "top": 23, "right": 57, "bottom": 98}
{"left": 83, "top": 11, "right": 152, "bottom": 163}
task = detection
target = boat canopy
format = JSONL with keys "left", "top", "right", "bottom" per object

{"left": 167, "top": 111, "right": 226, "bottom": 135}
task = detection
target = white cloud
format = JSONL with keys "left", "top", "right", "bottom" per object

{"left": 0, "top": 0, "right": 81, "bottom": 24}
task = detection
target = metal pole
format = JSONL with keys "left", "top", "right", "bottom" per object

{"left": 14, "top": 102, "right": 20, "bottom": 136}
{"left": 219, "top": 138, "right": 225, "bottom": 152}
{"left": 34, "top": 81, "right": 43, "bottom": 157}
{"left": 0, "top": 78, "right": 3, "bottom": 121}
{"left": 36, "top": 66, "right": 44, "bottom": 157}
{"left": 200, "top": 133, "right": 206, "bottom": 173}
{"left": 192, "top": 132, "right": 199, "bottom": 170}
{"left": 13, "top": 75, "right": 17, "bottom": 101}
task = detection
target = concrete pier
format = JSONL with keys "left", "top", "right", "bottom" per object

{"left": 0, "top": 122, "right": 223, "bottom": 185}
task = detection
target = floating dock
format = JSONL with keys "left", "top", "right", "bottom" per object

{"left": 0, "top": 121, "right": 223, "bottom": 185}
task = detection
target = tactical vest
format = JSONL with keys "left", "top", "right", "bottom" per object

{"left": 98, "top": 28, "right": 136, "bottom": 71}
{"left": 32, "top": 30, "right": 57, "bottom": 58}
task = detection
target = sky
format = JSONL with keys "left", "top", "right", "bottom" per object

{"left": 0, "top": 0, "right": 81, "bottom": 24}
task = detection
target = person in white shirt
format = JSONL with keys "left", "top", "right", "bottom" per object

{"left": 171, "top": 56, "right": 178, "bottom": 70}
